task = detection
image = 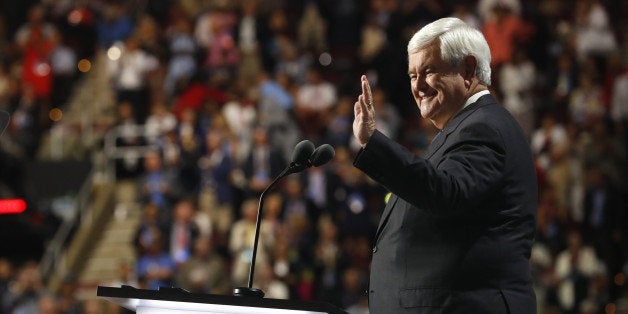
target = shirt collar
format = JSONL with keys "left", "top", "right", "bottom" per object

{"left": 463, "top": 90, "right": 490, "bottom": 109}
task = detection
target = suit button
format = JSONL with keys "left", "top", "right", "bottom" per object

{"left": 372, "top": 246, "right": 378, "bottom": 253}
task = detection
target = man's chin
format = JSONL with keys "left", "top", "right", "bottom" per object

{"left": 419, "top": 106, "right": 432, "bottom": 119}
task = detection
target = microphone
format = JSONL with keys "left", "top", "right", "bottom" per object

{"left": 310, "top": 144, "right": 335, "bottom": 167}
{"left": 287, "top": 140, "right": 315, "bottom": 174}
{"left": 233, "top": 141, "right": 334, "bottom": 298}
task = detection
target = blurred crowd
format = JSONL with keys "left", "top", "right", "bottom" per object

{"left": 0, "top": 0, "right": 626, "bottom": 313}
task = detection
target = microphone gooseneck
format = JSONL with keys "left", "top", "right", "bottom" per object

{"left": 233, "top": 141, "right": 335, "bottom": 298}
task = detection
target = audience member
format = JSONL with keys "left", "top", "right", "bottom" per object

{"left": 254, "top": 261, "right": 290, "bottom": 299}
{"left": 197, "top": 128, "right": 235, "bottom": 237}
{"left": 107, "top": 35, "right": 159, "bottom": 123}
{"left": 371, "top": 87, "right": 401, "bottom": 140}
{"left": 145, "top": 99, "right": 177, "bottom": 143}
{"left": 15, "top": 4, "right": 57, "bottom": 101}
{"left": 294, "top": 67, "right": 337, "bottom": 140}
{"left": 134, "top": 202, "right": 165, "bottom": 254}
{"left": 136, "top": 229, "right": 175, "bottom": 290}
{"left": 229, "top": 198, "right": 269, "bottom": 287}
{"left": 481, "top": 2, "right": 534, "bottom": 88}
{"left": 114, "top": 101, "right": 146, "bottom": 179}
{"left": 221, "top": 81, "right": 257, "bottom": 162}
{"left": 554, "top": 229, "right": 607, "bottom": 313}
{"left": 243, "top": 125, "right": 286, "bottom": 195}
{"left": 164, "top": 197, "right": 201, "bottom": 266}
{"left": 235, "top": 0, "right": 265, "bottom": 86}
{"left": 256, "top": 71, "right": 300, "bottom": 158}
{"left": 138, "top": 149, "right": 181, "bottom": 212}
{"left": 1, "top": 261, "right": 42, "bottom": 313}
{"left": 164, "top": 17, "right": 197, "bottom": 97}
{"left": 312, "top": 215, "right": 343, "bottom": 305}
{"left": 569, "top": 75, "right": 605, "bottom": 128}
{"left": 174, "top": 237, "right": 229, "bottom": 294}
{"left": 96, "top": 2, "right": 134, "bottom": 48}
{"left": 499, "top": 49, "right": 536, "bottom": 139}
{"left": 573, "top": 0, "right": 618, "bottom": 60}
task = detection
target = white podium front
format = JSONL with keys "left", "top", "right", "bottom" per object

{"left": 97, "top": 286, "right": 347, "bottom": 314}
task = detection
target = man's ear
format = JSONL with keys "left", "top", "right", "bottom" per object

{"left": 463, "top": 55, "right": 478, "bottom": 87}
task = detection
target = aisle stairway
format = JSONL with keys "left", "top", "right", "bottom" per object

{"left": 37, "top": 50, "right": 144, "bottom": 300}
{"left": 38, "top": 50, "right": 117, "bottom": 161}
{"left": 75, "top": 180, "right": 141, "bottom": 300}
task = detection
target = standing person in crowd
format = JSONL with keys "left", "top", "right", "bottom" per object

{"left": 138, "top": 149, "right": 181, "bottom": 213}
{"left": 554, "top": 229, "right": 607, "bottom": 314}
{"left": 294, "top": 67, "right": 337, "bottom": 140}
{"left": 164, "top": 197, "right": 200, "bottom": 267}
{"left": 175, "top": 237, "right": 230, "bottom": 294}
{"left": 136, "top": 229, "right": 176, "bottom": 291}
{"left": 243, "top": 125, "right": 285, "bottom": 196}
{"left": 15, "top": 4, "right": 57, "bottom": 102}
{"left": 352, "top": 17, "right": 537, "bottom": 313}
{"left": 107, "top": 35, "right": 159, "bottom": 124}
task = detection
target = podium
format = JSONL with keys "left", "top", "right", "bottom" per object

{"left": 97, "top": 286, "right": 348, "bottom": 314}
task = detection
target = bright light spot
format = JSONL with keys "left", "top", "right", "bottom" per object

{"left": 107, "top": 46, "right": 122, "bottom": 60}
{"left": 348, "top": 195, "right": 364, "bottom": 214}
{"left": 318, "top": 52, "right": 332, "bottom": 66}
{"left": 35, "top": 62, "right": 51, "bottom": 76}
{"left": 77, "top": 59, "right": 91, "bottom": 72}
{"left": 0, "top": 199, "right": 27, "bottom": 214}
{"left": 49, "top": 108, "right": 63, "bottom": 121}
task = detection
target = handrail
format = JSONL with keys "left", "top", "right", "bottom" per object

{"left": 39, "top": 123, "right": 160, "bottom": 283}
{"left": 103, "top": 123, "right": 159, "bottom": 181}
{"left": 39, "top": 170, "right": 94, "bottom": 283}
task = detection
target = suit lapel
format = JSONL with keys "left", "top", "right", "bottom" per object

{"left": 425, "top": 130, "right": 447, "bottom": 160}
{"left": 425, "top": 95, "right": 494, "bottom": 160}
{"left": 374, "top": 194, "right": 399, "bottom": 244}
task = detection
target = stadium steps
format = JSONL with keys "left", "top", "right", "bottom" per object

{"left": 45, "top": 182, "right": 116, "bottom": 294}
{"left": 74, "top": 180, "right": 142, "bottom": 300}
{"left": 37, "top": 50, "right": 117, "bottom": 161}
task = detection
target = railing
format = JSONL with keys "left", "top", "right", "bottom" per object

{"left": 39, "top": 169, "right": 95, "bottom": 283}
{"left": 39, "top": 123, "right": 157, "bottom": 285}
{"left": 102, "top": 124, "right": 159, "bottom": 181}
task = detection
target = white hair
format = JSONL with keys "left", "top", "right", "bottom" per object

{"left": 407, "top": 17, "right": 492, "bottom": 86}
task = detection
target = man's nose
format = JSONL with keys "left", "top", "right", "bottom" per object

{"left": 412, "top": 75, "right": 427, "bottom": 94}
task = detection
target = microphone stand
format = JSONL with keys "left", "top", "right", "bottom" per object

{"left": 233, "top": 162, "right": 307, "bottom": 298}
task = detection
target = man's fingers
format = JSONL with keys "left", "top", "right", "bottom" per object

{"left": 361, "top": 75, "right": 373, "bottom": 107}
{"left": 358, "top": 94, "right": 370, "bottom": 118}
{"left": 354, "top": 100, "right": 362, "bottom": 117}
{"left": 354, "top": 76, "right": 375, "bottom": 147}
{"left": 356, "top": 75, "right": 375, "bottom": 120}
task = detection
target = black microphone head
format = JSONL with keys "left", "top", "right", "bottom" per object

{"left": 310, "top": 144, "right": 335, "bottom": 167}
{"left": 291, "top": 140, "right": 315, "bottom": 165}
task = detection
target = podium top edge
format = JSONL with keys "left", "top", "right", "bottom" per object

{"left": 97, "top": 286, "right": 348, "bottom": 314}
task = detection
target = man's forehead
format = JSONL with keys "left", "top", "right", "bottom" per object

{"left": 408, "top": 43, "right": 441, "bottom": 69}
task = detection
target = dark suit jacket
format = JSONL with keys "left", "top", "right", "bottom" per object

{"left": 243, "top": 145, "right": 286, "bottom": 182}
{"left": 354, "top": 94, "right": 537, "bottom": 314}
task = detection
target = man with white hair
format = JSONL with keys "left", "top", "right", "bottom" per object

{"left": 352, "top": 17, "right": 537, "bottom": 313}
